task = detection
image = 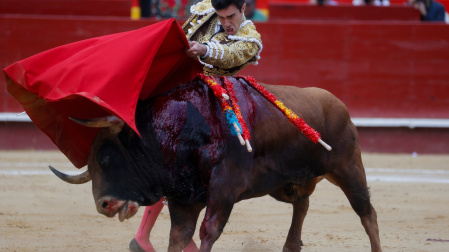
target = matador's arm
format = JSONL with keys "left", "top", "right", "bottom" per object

{"left": 201, "top": 39, "right": 261, "bottom": 69}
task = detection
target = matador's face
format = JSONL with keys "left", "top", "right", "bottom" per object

{"left": 216, "top": 3, "right": 246, "bottom": 36}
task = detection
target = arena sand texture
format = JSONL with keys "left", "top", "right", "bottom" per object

{"left": 1, "top": 151, "right": 448, "bottom": 251}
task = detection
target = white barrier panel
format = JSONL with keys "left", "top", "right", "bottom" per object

{"left": 2, "top": 113, "right": 449, "bottom": 128}
{"left": 1, "top": 161, "right": 449, "bottom": 184}
{"left": 351, "top": 118, "right": 449, "bottom": 128}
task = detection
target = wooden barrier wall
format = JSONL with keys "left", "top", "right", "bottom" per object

{"left": 240, "top": 20, "right": 449, "bottom": 119}
{"left": 1, "top": 13, "right": 449, "bottom": 153}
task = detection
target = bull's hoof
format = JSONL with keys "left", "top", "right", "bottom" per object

{"left": 282, "top": 246, "right": 302, "bottom": 252}
{"left": 282, "top": 240, "right": 303, "bottom": 252}
{"left": 129, "top": 238, "right": 147, "bottom": 252}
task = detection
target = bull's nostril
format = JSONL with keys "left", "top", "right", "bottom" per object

{"left": 102, "top": 201, "right": 109, "bottom": 209}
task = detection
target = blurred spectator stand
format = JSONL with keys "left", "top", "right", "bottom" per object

{"left": 255, "top": 0, "right": 449, "bottom": 17}
{"left": 268, "top": 3, "right": 421, "bottom": 20}
{"left": 0, "top": 0, "right": 131, "bottom": 17}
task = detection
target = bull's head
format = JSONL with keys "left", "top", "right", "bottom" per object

{"left": 50, "top": 115, "right": 166, "bottom": 221}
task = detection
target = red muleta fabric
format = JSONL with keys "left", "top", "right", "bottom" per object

{"left": 4, "top": 18, "right": 203, "bottom": 168}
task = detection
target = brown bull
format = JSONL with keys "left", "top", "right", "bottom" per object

{"left": 51, "top": 76, "right": 381, "bottom": 251}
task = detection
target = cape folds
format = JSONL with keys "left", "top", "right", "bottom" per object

{"left": 4, "top": 19, "right": 203, "bottom": 168}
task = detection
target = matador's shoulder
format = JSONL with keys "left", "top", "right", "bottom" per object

{"left": 183, "top": 0, "right": 216, "bottom": 37}
{"left": 190, "top": 0, "right": 214, "bottom": 15}
{"left": 225, "top": 20, "right": 263, "bottom": 61}
{"left": 232, "top": 20, "right": 262, "bottom": 44}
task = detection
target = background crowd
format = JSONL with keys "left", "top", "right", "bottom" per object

{"left": 139, "top": 0, "right": 446, "bottom": 22}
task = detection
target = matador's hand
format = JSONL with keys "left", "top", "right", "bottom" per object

{"left": 185, "top": 41, "right": 208, "bottom": 59}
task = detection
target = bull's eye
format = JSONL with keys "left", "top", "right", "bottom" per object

{"left": 96, "top": 141, "right": 124, "bottom": 174}
{"left": 100, "top": 155, "right": 111, "bottom": 167}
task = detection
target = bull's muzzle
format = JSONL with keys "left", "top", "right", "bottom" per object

{"left": 96, "top": 196, "right": 140, "bottom": 222}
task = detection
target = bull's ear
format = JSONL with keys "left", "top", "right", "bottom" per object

{"left": 178, "top": 101, "right": 211, "bottom": 148}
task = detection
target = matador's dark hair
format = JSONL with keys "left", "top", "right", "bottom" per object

{"left": 211, "top": 0, "right": 245, "bottom": 12}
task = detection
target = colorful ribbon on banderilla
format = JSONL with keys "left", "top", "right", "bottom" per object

{"left": 200, "top": 73, "right": 252, "bottom": 152}
{"left": 238, "top": 76, "right": 331, "bottom": 151}
{"left": 199, "top": 73, "right": 332, "bottom": 152}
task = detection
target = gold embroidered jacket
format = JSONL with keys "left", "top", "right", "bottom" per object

{"left": 182, "top": 0, "right": 263, "bottom": 76}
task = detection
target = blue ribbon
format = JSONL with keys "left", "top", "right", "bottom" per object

{"left": 225, "top": 109, "right": 242, "bottom": 135}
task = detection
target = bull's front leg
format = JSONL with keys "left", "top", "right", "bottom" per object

{"left": 167, "top": 201, "right": 205, "bottom": 252}
{"left": 197, "top": 150, "right": 252, "bottom": 251}
{"left": 198, "top": 188, "right": 237, "bottom": 252}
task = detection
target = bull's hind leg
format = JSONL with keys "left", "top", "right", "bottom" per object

{"left": 270, "top": 179, "right": 320, "bottom": 252}
{"left": 283, "top": 197, "right": 309, "bottom": 252}
{"left": 325, "top": 150, "right": 381, "bottom": 252}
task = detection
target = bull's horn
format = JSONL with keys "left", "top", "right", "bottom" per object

{"left": 49, "top": 166, "right": 91, "bottom": 184}
{"left": 69, "top": 115, "right": 124, "bottom": 128}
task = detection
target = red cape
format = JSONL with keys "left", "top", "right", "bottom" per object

{"left": 4, "top": 18, "right": 203, "bottom": 168}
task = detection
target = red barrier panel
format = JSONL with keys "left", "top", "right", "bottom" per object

{"left": 1, "top": 15, "right": 449, "bottom": 153}
{"left": 358, "top": 127, "right": 449, "bottom": 153}
{"left": 269, "top": 4, "right": 421, "bottom": 21}
{"left": 0, "top": 122, "right": 56, "bottom": 150}
{"left": 2, "top": 16, "right": 449, "bottom": 118}
{"left": 0, "top": 15, "right": 159, "bottom": 112}
{"left": 240, "top": 21, "right": 449, "bottom": 119}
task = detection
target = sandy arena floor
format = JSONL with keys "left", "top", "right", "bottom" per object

{"left": 0, "top": 151, "right": 448, "bottom": 251}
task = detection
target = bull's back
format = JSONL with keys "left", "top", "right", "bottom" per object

{"left": 251, "top": 83, "right": 359, "bottom": 174}
{"left": 260, "top": 83, "right": 352, "bottom": 137}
